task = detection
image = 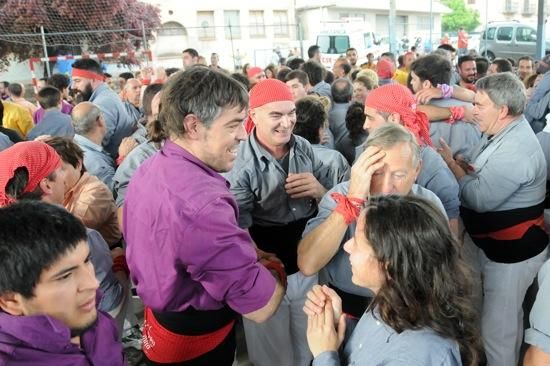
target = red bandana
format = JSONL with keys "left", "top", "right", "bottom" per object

{"left": 0, "top": 141, "right": 61, "bottom": 207}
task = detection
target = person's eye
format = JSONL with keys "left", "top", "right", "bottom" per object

{"left": 57, "top": 273, "right": 72, "bottom": 281}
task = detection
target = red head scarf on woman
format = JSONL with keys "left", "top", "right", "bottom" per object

{"left": 366, "top": 83, "right": 433, "bottom": 146}
{"left": 0, "top": 141, "right": 61, "bottom": 207}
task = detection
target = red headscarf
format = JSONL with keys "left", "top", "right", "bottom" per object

{"left": 366, "top": 83, "right": 433, "bottom": 146}
{"left": 376, "top": 59, "right": 394, "bottom": 79}
{"left": 0, "top": 141, "right": 62, "bottom": 207}
{"left": 244, "top": 79, "right": 294, "bottom": 134}
{"left": 246, "top": 66, "right": 263, "bottom": 79}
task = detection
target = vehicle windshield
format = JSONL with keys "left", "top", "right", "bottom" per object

{"left": 317, "top": 35, "right": 350, "bottom": 54}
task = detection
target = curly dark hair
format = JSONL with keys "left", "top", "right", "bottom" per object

{"left": 294, "top": 96, "right": 327, "bottom": 144}
{"left": 345, "top": 102, "right": 367, "bottom": 141}
{"left": 363, "top": 195, "right": 481, "bottom": 366}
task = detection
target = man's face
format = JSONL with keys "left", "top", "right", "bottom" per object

{"left": 252, "top": 100, "right": 296, "bottom": 151}
{"left": 369, "top": 142, "right": 419, "bottom": 195}
{"left": 196, "top": 106, "right": 247, "bottom": 173}
{"left": 124, "top": 79, "right": 142, "bottom": 107}
{"left": 333, "top": 61, "right": 345, "bottom": 78}
{"left": 458, "top": 61, "right": 477, "bottom": 83}
{"left": 352, "top": 81, "right": 370, "bottom": 104}
{"left": 313, "top": 51, "right": 321, "bottom": 62}
{"left": 409, "top": 71, "right": 427, "bottom": 94}
{"left": 211, "top": 54, "right": 219, "bottom": 66}
{"left": 404, "top": 53, "right": 415, "bottom": 69}
{"left": 71, "top": 77, "right": 94, "bottom": 102}
{"left": 15, "top": 240, "right": 99, "bottom": 335}
{"left": 367, "top": 54, "right": 374, "bottom": 63}
{"left": 487, "top": 63, "right": 499, "bottom": 75}
{"left": 473, "top": 90, "right": 501, "bottom": 134}
{"left": 182, "top": 52, "right": 198, "bottom": 69}
{"left": 518, "top": 59, "right": 534, "bottom": 79}
{"left": 346, "top": 50, "right": 358, "bottom": 66}
{"left": 249, "top": 72, "right": 266, "bottom": 87}
{"left": 363, "top": 106, "right": 389, "bottom": 134}
{"left": 45, "top": 166, "right": 67, "bottom": 205}
{"left": 286, "top": 78, "right": 308, "bottom": 101}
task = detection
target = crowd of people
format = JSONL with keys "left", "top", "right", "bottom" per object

{"left": 0, "top": 40, "right": 549, "bottom": 366}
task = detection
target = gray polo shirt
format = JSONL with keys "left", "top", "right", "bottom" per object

{"left": 460, "top": 116, "right": 546, "bottom": 212}
{"left": 429, "top": 98, "right": 482, "bottom": 157}
{"left": 314, "top": 309, "right": 461, "bottom": 366}
{"left": 74, "top": 134, "right": 115, "bottom": 191}
{"left": 26, "top": 109, "right": 75, "bottom": 141}
{"left": 312, "top": 144, "right": 350, "bottom": 184}
{"left": 525, "top": 259, "right": 550, "bottom": 355}
{"left": 302, "top": 182, "right": 445, "bottom": 297}
{"left": 89, "top": 84, "right": 136, "bottom": 158}
{"left": 225, "top": 132, "right": 336, "bottom": 228}
{"left": 113, "top": 140, "right": 160, "bottom": 207}
{"left": 87, "top": 228, "right": 124, "bottom": 313}
{"left": 0, "top": 132, "right": 12, "bottom": 152}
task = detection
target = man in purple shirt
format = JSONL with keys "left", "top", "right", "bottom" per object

{"left": 124, "top": 67, "right": 285, "bottom": 365}
{"left": 0, "top": 201, "right": 125, "bottom": 365}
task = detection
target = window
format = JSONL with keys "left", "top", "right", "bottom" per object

{"left": 468, "top": 0, "right": 476, "bottom": 3}
{"left": 224, "top": 10, "right": 241, "bottom": 39}
{"left": 417, "top": 16, "right": 431, "bottom": 31}
{"left": 273, "top": 10, "right": 289, "bottom": 37}
{"left": 516, "top": 26, "right": 536, "bottom": 42}
{"left": 158, "top": 22, "right": 187, "bottom": 37}
{"left": 197, "top": 11, "right": 215, "bottom": 41}
{"left": 496, "top": 26, "right": 513, "bottom": 41}
{"left": 316, "top": 35, "right": 349, "bottom": 54}
{"left": 249, "top": 10, "right": 265, "bottom": 38}
{"left": 483, "top": 27, "right": 496, "bottom": 40}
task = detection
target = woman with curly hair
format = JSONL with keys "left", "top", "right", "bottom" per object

{"left": 304, "top": 195, "right": 481, "bottom": 366}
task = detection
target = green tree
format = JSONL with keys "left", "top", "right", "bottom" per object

{"left": 441, "top": 0, "right": 480, "bottom": 32}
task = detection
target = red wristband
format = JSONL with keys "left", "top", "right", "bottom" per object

{"left": 331, "top": 193, "right": 365, "bottom": 225}
{"left": 447, "top": 106, "right": 465, "bottom": 125}
{"left": 260, "top": 258, "right": 287, "bottom": 288}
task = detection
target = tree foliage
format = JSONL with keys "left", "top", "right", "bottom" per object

{"left": 0, "top": 0, "right": 161, "bottom": 67}
{"left": 441, "top": 0, "right": 480, "bottom": 33}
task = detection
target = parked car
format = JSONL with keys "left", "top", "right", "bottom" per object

{"left": 479, "top": 21, "right": 550, "bottom": 62}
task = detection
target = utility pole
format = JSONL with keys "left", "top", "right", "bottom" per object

{"left": 389, "top": 0, "right": 397, "bottom": 54}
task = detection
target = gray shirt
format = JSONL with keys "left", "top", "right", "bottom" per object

{"left": 525, "top": 259, "right": 550, "bottom": 355}
{"left": 460, "top": 116, "right": 547, "bottom": 212}
{"left": 355, "top": 144, "right": 460, "bottom": 219}
{"left": 418, "top": 146, "right": 460, "bottom": 219}
{"left": 328, "top": 102, "right": 350, "bottom": 146}
{"left": 302, "top": 182, "right": 445, "bottom": 296}
{"left": 87, "top": 228, "right": 124, "bottom": 313}
{"left": 312, "top": 144, "right": 350, "bottom": 184}
{"left": 0, "top": 132, "right": 13, "bottom": 151}
{"left": 113, "top": 140, "right": 160, "bottom": 207}
{"left": 26, "top": 109, "right": 75, "bottom": 141}
{"left": 313, "top": 310, "right": 461, "bottom": 366}
{"left": 74, "top": 134, "right": 116, "bottom": 191}
{"left": 89, "top": 84, "right": 136, "bottom": 158}
{"left": 429, "top": 98, "right": 482, "bottom": 157}
{"left": 536, "top": 129, "right": 550, "bottom": 182}
{"left": 225, "top": 133, "right": 336, "bottom": 228}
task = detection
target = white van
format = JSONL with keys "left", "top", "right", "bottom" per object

{"left": 316, "top": 19, "right": 385, "bottom": 69}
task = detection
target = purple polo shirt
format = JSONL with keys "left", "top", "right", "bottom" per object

{"left": 123, "top": 140, "right": 275, "bottom": 314}
{"left": 33, "top": 100, "right": 73, "bottom": 125}
{"left": 0, "top": 293, "right": 125, "bottom": 365}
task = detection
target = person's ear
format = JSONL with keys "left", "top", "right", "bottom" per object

{"left": 390, "top": 112, "right": 401, "bottom": 125}
{"left": 38, "top": 176, "right": 54, "bottom": 196}
{"left": 182, "top": 114, "right": 203, "bottom": 139}
{"left": 422, "top": 80, "right": 432, "bottom": 90}
{"left": 0, "top": 293, "right": 26, "bottom": 316}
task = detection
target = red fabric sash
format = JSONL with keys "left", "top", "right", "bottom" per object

{"left": 472, "top": 216, "right": 545, "bottom": 241}
{"left": 142, "top": 307, "right": 235, "bottom": 363}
